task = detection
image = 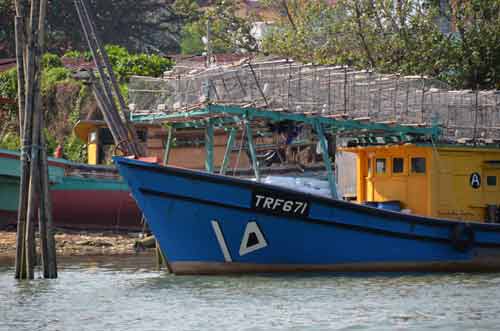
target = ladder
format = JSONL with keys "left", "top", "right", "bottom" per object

{"left": 73, "top": 0, "right": 144, "bottom": 157}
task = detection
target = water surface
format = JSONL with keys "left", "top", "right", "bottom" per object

{"left": 1, "top": 256, "right": 499, "bottom": 331}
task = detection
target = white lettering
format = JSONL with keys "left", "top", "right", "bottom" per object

{"left": 294, "top": 202, "right": 304, "bottom": 213}
{"left": 471, "top": 174, "right": 481, "bottom": 188}
{"left": 254, "top": 195, "right": 265, "bottom": 207}
{"left": 273, "top": 199, "right": 284, "bottom": 210}
{"left": 301, "top": 202, "right": 308, "bottom": 214}
{"left": 283, "top": 201, "right": 293, "bottom": 212}
{"left": 253, "top": 193, "right": 309, "bottom": 216}
{"left": 263, "top": 197, "right": 274, "bottom": 209}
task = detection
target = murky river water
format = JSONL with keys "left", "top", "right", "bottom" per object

{"left": 1, "top": 255, "right": 500, "bottom": 331}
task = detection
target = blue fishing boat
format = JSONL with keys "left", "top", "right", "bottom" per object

{"left": 114, "top": 105, "right": 500, "bottom": 274}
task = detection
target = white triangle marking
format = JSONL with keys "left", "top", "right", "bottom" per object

{"left": 239, "top": 221, "right": 268, "bottom": 256}
{"left": 211, "top": 220, "right": 232, "bottom": 262}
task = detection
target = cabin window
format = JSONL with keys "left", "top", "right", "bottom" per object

{"left": 98, "top": 128, "right": 114, "bottom": 145}
{"left": 487, "top": 176, "right": 497, "bottom": 186}
{"left": 411, "top": 157, "right": 426, "bottom": 174}
{"left": 136, "top": 129, "right": 148, "bottom": 142}
{"left": 89, "top": 131, "right": 97, "bottom": 144}
{"left": 376, "top": 158, "right": 386, "bottom": 174}
{"left": 392, "top": 158, "right": 404, "bottom": 174}
{"left": 367, "top": 159, "right": 371, "bottom": 175}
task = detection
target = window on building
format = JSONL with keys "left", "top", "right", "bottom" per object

{"left": 411, "top": 157, "right": 426, "bottom": 174}
{"left": 376, "top": 158, "right": 386, "bottom": 174}
{"left": 136, "top": 129, "right": 148, "bottom": 142}
{"left": 487, "top": 176, "right": 497, "bottom": 186}
{"left": 367, "top": 159, "right": 371, "bottom": 175}
{"left": 393, "top": 158, "right": 404, "bottom": 174}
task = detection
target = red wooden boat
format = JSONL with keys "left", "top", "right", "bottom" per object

{"left": 0, "top": 148, "right": 143, "bottom": 231}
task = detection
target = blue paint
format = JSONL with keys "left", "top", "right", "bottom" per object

{"left": 114, "top": 157, "right": 500, "bottom": 274}
{"left": 377, "top": 201, "right": 401, "bottom": 212}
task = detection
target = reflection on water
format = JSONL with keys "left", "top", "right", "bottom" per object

{"left": 1, "top": 255, "right": 500, "bottom": 331}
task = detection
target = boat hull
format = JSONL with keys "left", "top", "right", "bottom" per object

{"left": 0, "top": 150, "right": 142, "bottom": 231}
{"left": 115, "top": 157, "right": 500, "bottom": 275}
{"left": 0, "top": 180, "right": 142, "bottom": 231}
{"left": 170, "top": 259, "right": 500, "bottom": 275}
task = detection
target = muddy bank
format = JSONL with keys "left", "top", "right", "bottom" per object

{"left": 0, "top": 230, "right": 153, "bottom": 265}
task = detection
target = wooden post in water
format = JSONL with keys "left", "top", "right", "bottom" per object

{"left": 39, "top": 114, "right": 57, "bottom": 278}
{"left": 14, "top": 0, "right": 57, "bottom": 279}
{"left": 13, "top": 0, "right": 29, "bottom": 280}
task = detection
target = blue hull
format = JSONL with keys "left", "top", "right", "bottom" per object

{"left": 115, "top": 157, "right": 500, "bottom": 274}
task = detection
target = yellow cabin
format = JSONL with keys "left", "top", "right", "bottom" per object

{"left": 341, "top": 144, "right": 500, "bottom": 222}
{"left": 74, "top": 120, "right": 150, "bottom": 165}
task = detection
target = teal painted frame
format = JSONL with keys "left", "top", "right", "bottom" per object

{"left": 163, "top": 126, "right": 174, "bottom": 165}
{"left": 220, "top": 128, "right": 237, "bottom": 175}
{"left": 244, "top": 120, "right": 260, "bottom": 181}
{"left": 131, "top": 104, "right": 441, "bottom": 139}
{"left": 205, "top": 119, "right": 214, "bottom": 173}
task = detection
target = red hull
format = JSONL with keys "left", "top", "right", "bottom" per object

{"left": 51, "top": 190, "right": 143, "bottom": 231}
{"left": 0, "top": 190, "right": 143, "bottom": 231}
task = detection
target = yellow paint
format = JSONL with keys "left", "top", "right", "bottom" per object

{"left": 74, "top": 120, "right": 102, "bottom": 165}
{"left": 74, "top": 120, "right": 157, "bottom": 165}
{"left": 88, "top": 142, "right": 98, "bottom": 165}
{"left": 341, "top": 144, "right": 500, "bottom": 222}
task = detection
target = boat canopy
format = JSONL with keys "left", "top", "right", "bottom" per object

{"left": 131, "top": 103, "right": 440, "bottom": 200}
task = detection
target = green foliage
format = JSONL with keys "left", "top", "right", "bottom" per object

{"left": 63, "top": 45, "right": 173, "bottom": 82}
{"left": 443, "top": 0, "right": 500, "bottom": 88}
{"left": 0, "top": 68, "right": 18, "bottom": 119}
{"left": 0, "top": 67, "right": 17, "bottom": 100}
{"left": 180, "top": 23, "right": 205, "bottom": 55}
{"left": 261, "top": 0, "right": 500, "bottom": 89}
{"left": 62, "top": 133, "right": 87, "bottom": 163}
{"left": 42, "top": 53, "right": 63, "bottom": 69}
{"left": 62, "top": 50, "right": 93, "bottom": 61}
{"left": 120, "top": 83, "right": 129, "bottom": 104}
{"left": 74, "top": 84, "right": 91, "bottom": 117}
{"left": 41, "top": 67, "right": 73, "bottom": 94}
{"left": 41, "top": 129, "right": 87, "bottom": 163}
{"left": 44, "top": 128, "right": 59, "bottom": 156}
{"left": 106, "top": 45, "right": 174, "bottom": 81}
{"left": 261, "top": 0, "right": 335, "bottom": 62}
{"left": 0, "top": 132, "right": 20, "bottom": 150}
{"left": 0, "top": 129, "right": 86, "bottom": 163}
{"left": 178, "top": 0, "right": 258, "bottom": 55}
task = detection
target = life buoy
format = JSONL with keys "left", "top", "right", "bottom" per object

{"left": 450, "top": 223, "right": 475, "bottom": 252}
